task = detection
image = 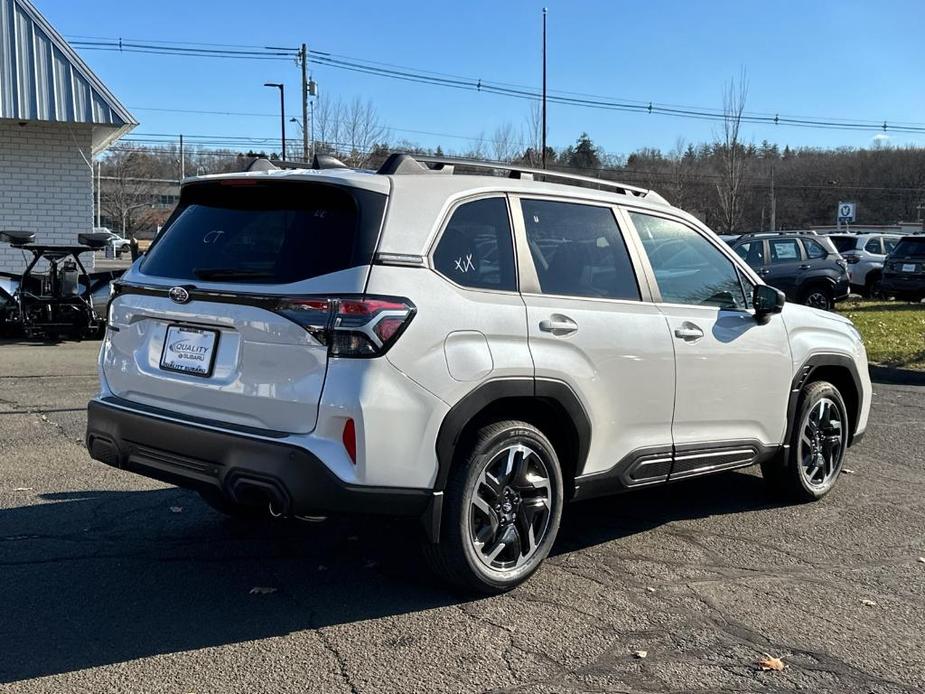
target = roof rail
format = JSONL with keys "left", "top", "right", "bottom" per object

{"left": 377, "top": 153, "right": 668, "bottom": 204}
{"left": 735, "top": 230, "right": 819, "bottom": 240}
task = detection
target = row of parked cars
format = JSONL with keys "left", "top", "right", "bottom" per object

{"left": 719, "top": 230, "right": 925, "bottom": 309}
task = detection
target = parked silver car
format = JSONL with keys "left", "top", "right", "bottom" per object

{"left": 829, "top": 233, "right": 902, "bottom": 296}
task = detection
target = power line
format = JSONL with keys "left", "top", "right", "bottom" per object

{"left": 67, "top": 35, "right": 925, "bottom": 136}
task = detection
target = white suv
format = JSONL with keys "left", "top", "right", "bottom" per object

{"left": 86, "top": 154, "right": 871, "bottom": 593}
{"left": 829, "top": 233, "right": 902, "bottom": 296}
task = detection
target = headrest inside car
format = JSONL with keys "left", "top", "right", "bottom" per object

{"left": 77, "top": 232, "right": 111, "bottom": 250}
{"left": 0, "top": 230, "right": 36, "bottom": 246}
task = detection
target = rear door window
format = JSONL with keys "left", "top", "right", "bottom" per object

{"left": 432, "top": 197, "right": 516, "bottom": 291}
{"left": 865, "top": 238, "right": 883, "bottom": 254}
{"left": 521, "top": 199, "right": 640, "bottom": 300}
{"left": 141, "top": 181, "right": 386, "bottom": 283}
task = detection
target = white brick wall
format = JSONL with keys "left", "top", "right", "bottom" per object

{"left": 0, "top": 120, "right": 95, "bottom": 273}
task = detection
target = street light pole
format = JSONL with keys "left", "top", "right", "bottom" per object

{"left": 264, "top": 82, "right": 286, "bottom": 159}
{"left": 300, "top": 44, "right": 309, "bottom": 162}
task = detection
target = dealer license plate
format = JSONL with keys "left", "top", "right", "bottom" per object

{"left": 902, "top": 263, "right": 917, "bottom": 272}
{"left": 160, "top": 325, "right": 219, "bottom": 377}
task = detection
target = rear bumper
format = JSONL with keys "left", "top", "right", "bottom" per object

{"left": 833, "top": 276, "right": 851, "bottom": 300}
{"left": 881, "top": 273, "right": 925, "bottom": 294}
{"left": 85, "top": 397, "right": 433, "bottom": 520}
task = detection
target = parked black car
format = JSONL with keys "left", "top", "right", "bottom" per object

{"left": 728, "top": 232, "right": 850, "bottom": 310}
{"left": 881, "top": 235, "right": 925, "bottom": 302}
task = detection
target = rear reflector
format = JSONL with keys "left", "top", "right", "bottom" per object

{"left": 342, "top": 419, "right": 357, "bottom": 464}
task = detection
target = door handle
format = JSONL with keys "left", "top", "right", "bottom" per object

{"left": 674, "top": 323, "right": 704, "bottom": 341}
{"left": 758, "top": 268, "right": 770, "bottom": 276}
{"left": 539, "top": 315, "right": 578, "bottom": 336}
{"left": 799, "top": 264, "right": 811, "bottom": 270}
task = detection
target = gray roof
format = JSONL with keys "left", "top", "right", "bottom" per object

{"left": 0, "top": 0, "right": 136, "bottom": 152}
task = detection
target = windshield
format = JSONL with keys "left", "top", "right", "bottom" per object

{"left": 141, "top": 180, "right": 386, "bottom": 284}
{"left": 829, "top": 236, "right": 860, "bottom": 253}
{"left": 891, "top": 238, "right": 925, "bottom": 259}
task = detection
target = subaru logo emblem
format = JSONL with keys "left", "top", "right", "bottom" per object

{"left": 168, "top": 286, "right": 190, "bottom": 304}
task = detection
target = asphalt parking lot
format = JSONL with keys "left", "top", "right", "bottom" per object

{"left": 1, "top": 340, "right": 924, "bottom": 693}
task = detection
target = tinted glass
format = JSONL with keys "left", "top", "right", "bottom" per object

{"left": 142, "top": 182, "right": 385, "bottom": 284}
{"left": 433, "top": 197, "right": 516, "bottom": 291}
{"left": 631, "top": 212, "right": 746, "bottom": 309}
{"left": 865, "top": 238, "right": 883, "bottom": 254}
{"left": 521, "top": 200, "right": 639, "bottom": 300}
{"left": 884, "top": 237, "right": 900, "bottom": 253}
{"left": 803, "top": 239, "right": 828, "bottom": 259}
{"left": 734, "top": 240, "right": 765, "bottom": 266}
{"left": 830, "top": 236, "right": 860, "bottom": 253}
{"left": 892, "top": 238, "right": 925, "bottom": 258}
{"left": 769, "top": 239, "right": 801, "bottom": 263}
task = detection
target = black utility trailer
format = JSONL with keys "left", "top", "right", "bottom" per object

{"left": 0, "top": 230, "right": 124, "bottom": 340}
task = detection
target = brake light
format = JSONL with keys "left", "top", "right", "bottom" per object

{"left": 275, "top": 295, "right": 415, "bottom": 357}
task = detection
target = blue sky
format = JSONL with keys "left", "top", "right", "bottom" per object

{"left": 39, "top": 0, "right": 925, "bottom": 156}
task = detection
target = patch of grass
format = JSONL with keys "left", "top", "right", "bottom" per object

{"left": 838, "top": 298, "right": 925, "bottom": 369}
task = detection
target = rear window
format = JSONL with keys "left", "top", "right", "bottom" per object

{"left": 141, "top": 181, "right": 386, "bottom": 284}
{"left": 891, "top": 238, "right": 925, "bottom": 258}
{"left": 829, "top": 236, "right": 860, "bottom": 253}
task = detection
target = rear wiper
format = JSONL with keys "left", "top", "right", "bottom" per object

{"left": 193, "top": 267, "right": 275, "bottom": 280}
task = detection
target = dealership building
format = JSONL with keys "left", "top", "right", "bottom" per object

{"left": 0, "top": 0, "right": 136, "bottom": 273}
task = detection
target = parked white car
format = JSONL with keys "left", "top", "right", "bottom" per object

{"left": 829, "top": 233, "right": 902, "bottom": 296}
{"left": 86, "top": 154, "right": 871, "bottom": 593}
{"left": 93, "top": 227, "right": 131, "bottom": 255}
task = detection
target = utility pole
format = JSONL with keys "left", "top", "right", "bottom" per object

{"left": 769, "top": 164, "right": 776, "bottom": 232}
{"left": 541, "top": 7, "right": 548, "bottom": 170}
{"left": 300, "top": 44, "right": 309, "bottom": 162}
{"left": 264, "top": 82, "right": 286, "bottom": 159}
{"left": 179, "top": 134, "right": 185, "bottom": 181}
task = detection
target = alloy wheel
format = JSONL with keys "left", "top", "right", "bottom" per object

{"left": 805, "top": 291, "right": 831, "bottom": 310}
{"left": 468, "top": 444, "right": 553, "bottom": 571}
{"left": 797, "top": 397, "right": 845, "bottom": 488}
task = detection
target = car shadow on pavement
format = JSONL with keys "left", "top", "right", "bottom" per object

{"left": 0, "top": 470, "right": 780, "bottom": 683}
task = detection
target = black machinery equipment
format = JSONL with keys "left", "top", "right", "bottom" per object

{"left": 0, "top": 230, "right": 124, "bottom": 340}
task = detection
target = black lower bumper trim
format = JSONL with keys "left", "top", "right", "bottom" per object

{"left": 85, "top": 399, "right": 431, "bottom": 519}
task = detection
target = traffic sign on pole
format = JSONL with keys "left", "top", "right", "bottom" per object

{"left": 837, "top": 202, "right": 856, "bottom": 224}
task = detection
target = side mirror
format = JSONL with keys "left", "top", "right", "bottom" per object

{"left": 753, "top": 284, "right": 785, "bottom": 323}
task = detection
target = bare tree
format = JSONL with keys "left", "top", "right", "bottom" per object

{"left": 490, "top": 122, "right": 521, "bottom": 162}
{"left": 524, "top": 102, "right": 543, "bottom": 166}
{"left": 313, "top": 96, "right": 343, "bottom": 155}
{"left": 100, "top": 150, "right": 164, "bottom": 235}
{"left": 342, "top": 97, "right": 387, "bottom": 167}
{"left": 715, "top": 70, "right": 748, "bottom": 233}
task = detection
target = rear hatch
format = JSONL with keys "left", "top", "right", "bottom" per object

{"left": 103, "top": 177, "right": 387, "bottom": 434}
{"left": 887, "top": 237, "right": 925, "bottom": 275}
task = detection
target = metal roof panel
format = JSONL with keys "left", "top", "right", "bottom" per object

{"left": 0, "top": 0, "right": 136, "bottom": 147}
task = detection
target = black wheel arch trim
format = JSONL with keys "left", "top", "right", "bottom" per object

{"left": 785, "top": 352, "right": 863, "bottom": 448}
{"left": 433, "top": 377, "right": 592, "bottom": 493}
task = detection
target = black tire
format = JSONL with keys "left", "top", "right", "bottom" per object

{"left": 864, "top": 273, "right": 882, "bottom": 299}
{"left": 198, "top": 488, "right": 269, "bottom": 520}
{"left": 800, "top": 284, "right": 833, "bottom": 311}
{"left": 761, "top": 381, "right": 849, "bottom": 502}
{"left": 423, "top": 420, "right": 564, "bottom": 595}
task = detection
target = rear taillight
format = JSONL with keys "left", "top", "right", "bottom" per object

{"left": 276, "top": 296, "right": 415, "bottom": 357}
{"left": 843, "top": 254, "right": 861, "bottom": 264}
